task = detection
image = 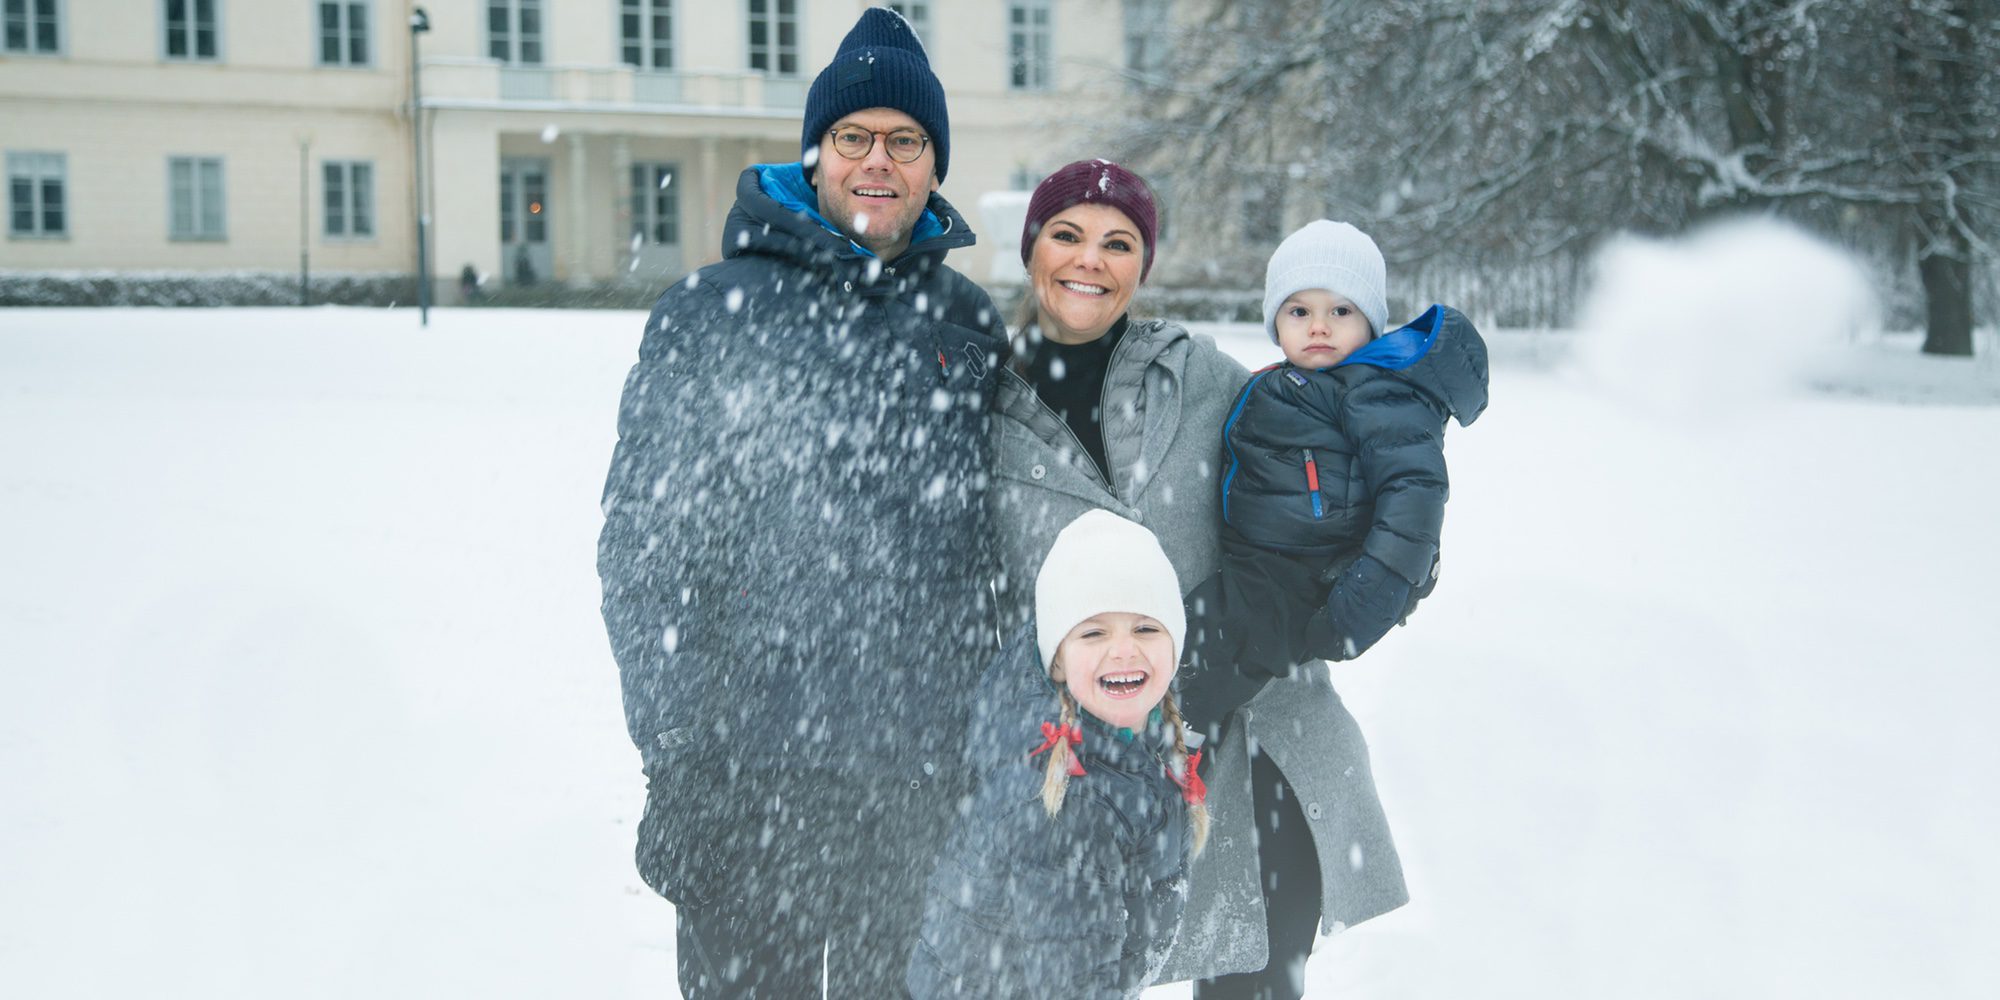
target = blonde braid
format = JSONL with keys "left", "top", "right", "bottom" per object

{"left": 1160, "top": 689, "right": 1210, "bottom": 857}
{"left": 1040, "top": 688, "right": 1079, "bottom": 818}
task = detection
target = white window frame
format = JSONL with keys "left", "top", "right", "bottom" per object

{"left": 1122, "top": 0, "right": 1169, "bottom": 85}
{"left": 161, "top": 0, "right": 221, "bottom": 62}
{"left": 1008, "top": 0, "right": 1051, "bottom": 91}
{"left": 619, "top": 0, "right": 672, "bottom": 71}
{"left": 746, "top": 0, "right": 798, "bottom": 77}
{"left": 628, "top": 162, "right": 679, "bottom": 246}
{"left": 322, "top": 159, "right": 375, "bottom": 240}
{"left": 7, "top": 151, "right": 67, "bottom": 238}
{"left": 316, "top": 0, "right": 371, "bottom": 68}
{"left": 168, "top": 156, "right": 226, "bottom": 241}
{"left": 3, "top": 0, "right": 63, "bottom": 55}
{"left": 486, "top": 0, "right": 543, "bottom": 66}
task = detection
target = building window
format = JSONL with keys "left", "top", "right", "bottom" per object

{"left": 162, "top": 0, "right": 219, "bottom": 61}
{"left": 317, "top": 1, "right": 369, "bottom": 66}
{"left": 887, "top": 2, "right": 930, "bottom": 50}
{"left": 629, "top": 163, "right": 678, "bottom": 245}
{"left": 1122, "top": 0, "right": 1168, "bottom": 85}
{"left": 746, "top": 0, "right": 797, "bottom": 76}
{"left": 486, "top": 0, "right": 542, "bottom": 65}
{"left": 168, "top": 156, "right": 225, "bottom": 240}
{"left": 3, "top": 0, "right": 61, "bottom": 54}
{"left": 1008, "top": 1, "right": 1050, "bottom": 91}
{"left": 620, "top": 0, "right": 671, "bottom": 70}
{"left": 322, "top": 160, "right": 374, "bottom": 239}
{"left": 7, "top": 151, "right": 66, "bottom": 237}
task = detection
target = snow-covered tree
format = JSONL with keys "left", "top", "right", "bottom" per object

{"left": 1108, "top": 0, "right": 1997, "bottom": 353}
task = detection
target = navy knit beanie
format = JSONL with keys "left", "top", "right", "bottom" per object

{"left": 1021, "top": 159, "right": 1160, "bottom": 281}
{"left": 801, "top": 9, "right": 950, "bottom": 180}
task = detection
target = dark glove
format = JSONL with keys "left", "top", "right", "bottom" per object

{"left": 1303, "top": 554, "right": 1413, "bottom": 662}
{"left": 1401, "top": 553, "right": 1440, "bottom": 624}
{"left": 1177, "top": 573, "right": 1264, "bottom": 744}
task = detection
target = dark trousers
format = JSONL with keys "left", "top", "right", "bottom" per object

{"left": 673, "top": 771, "right": 961, "bottom": 999}
{"left": 1193, "top": 748, "right": 1324, "bottom": 1000}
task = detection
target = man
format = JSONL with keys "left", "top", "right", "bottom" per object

{"left": 596, "top": 9, "right": 1006, "bottom": 996}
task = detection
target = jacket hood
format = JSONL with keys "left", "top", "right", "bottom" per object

{"left": 719, "top": 163, "right": 973, "bottom": 274}
{"left": 1338, "top": 304, "right": 1489, "bottom": 426}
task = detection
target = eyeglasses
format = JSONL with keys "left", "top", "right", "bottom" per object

{"left": 825, "top": 126, "right": 931, "bottom": 164}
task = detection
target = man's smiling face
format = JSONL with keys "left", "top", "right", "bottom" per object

{"left": 812, "top": 107, "right": 938, "bottom": 262}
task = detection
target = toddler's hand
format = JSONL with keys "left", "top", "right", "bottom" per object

{"left": 1308, "top": 555, "right": 1412, "bottom": 661}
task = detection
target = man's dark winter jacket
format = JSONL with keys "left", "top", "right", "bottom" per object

{"left": 907, "top": 624, "right": 1192, "bottom": 999}
{"left": 1205, "top": 305, "right": 1487, "bottom": 676}
{"left": 597, "top": 165, "right": 1007, "bottom": 853}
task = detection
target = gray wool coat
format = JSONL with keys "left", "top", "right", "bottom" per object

{"left": 988, "top": 318, "right": 1409, "bottom": 983}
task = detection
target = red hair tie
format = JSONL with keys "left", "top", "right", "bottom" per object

{"left": 1171, "top": 750, "right": 1207, "bottom": 805}
{"left": 1029, "top": 721, "right": 1087, "bottom": 777}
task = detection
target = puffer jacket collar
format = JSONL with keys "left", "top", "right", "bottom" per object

{"left": 997, "top": 317, "right": 1193, "bottom": 506}
{"left": 720, "top": 163, "right": 976, "bottom": 296}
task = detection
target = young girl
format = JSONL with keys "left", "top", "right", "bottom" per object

{"left": 907, "top": 509, "right": 1208, "bottom": 999}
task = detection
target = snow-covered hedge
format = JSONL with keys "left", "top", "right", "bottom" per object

{"left": 0, "top": 271, "right": 417, "bottom": 307}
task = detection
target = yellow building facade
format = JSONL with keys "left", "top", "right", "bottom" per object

{"left": 1, "top": 0, "right": 1143, "bottom": 301}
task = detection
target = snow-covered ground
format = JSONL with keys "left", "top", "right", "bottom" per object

{"left": 4, "top": 285, "right": 1998, "bottom": 995}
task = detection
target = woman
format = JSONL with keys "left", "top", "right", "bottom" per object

{"left": 987, "top": 159, "right": 1409, "bottom": 998}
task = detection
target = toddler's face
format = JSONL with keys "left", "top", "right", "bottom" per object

{"left": 1050, "top": 612, "right": 1176, "bottom": 730}
{"left": 1275, "top": 288, "right": 1373, "bottom": 367}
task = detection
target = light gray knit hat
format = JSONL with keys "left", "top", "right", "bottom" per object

{"left": 1034, "top": 510, "right": 1186, "bottom": 674}
{"left": 1262, "top": 220, "right": 1388, "bottom": 343}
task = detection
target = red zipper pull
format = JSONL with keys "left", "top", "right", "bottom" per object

{"left": 1304, "top": 449, "right": 1324, "bottom": 518}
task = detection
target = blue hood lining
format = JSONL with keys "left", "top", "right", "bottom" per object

{"left": 754, "top": 162, "right": 944, "bottom": 259}
{"left": 1335, "top": 304, "right": 1445, "bottom": 372}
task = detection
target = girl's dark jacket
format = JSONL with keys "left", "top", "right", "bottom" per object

{"left": 596, "top": 164, "right": 1007, "bottom": 900}
{"left": 1221, "top": 304, "right": 1489, "bottom": 588}
{"left": 908, "top": 623, "right": 1192, "bottom": 999}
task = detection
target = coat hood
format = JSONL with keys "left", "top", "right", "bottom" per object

{"left": 1339, "top": 304, "right": 1490, "bottom": 426}
{"left": 719, "top": 163, "right": 975, "bottom": 277}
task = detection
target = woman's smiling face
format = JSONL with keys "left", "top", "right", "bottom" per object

{"left": 1028, "top": 203, "right": 1145, "bottom": 345}
{"left": 1050, "top": 612, "right": 1176, "bottom": 730}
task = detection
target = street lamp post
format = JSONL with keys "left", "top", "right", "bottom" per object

{"left": 410, "top": 6, "right": 431, "bottom": 326}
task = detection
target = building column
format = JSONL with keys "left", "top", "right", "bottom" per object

{"left": 566, "top": 132, "right": 590, "bottom": 286}
{"left": 612, "top": 136, "right": 633, "bottom": 277}
{"left": 696, "top": 135, "right": 721, "bottom": 269}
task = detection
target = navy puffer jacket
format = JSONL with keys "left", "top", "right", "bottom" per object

{"left": 1221, "top": 304, "right": 1488, "bottom": 587}
{"left": 908, "top": 624, "right": 1192, "bottom": 999}
{"left": 598, "top": 164, "right": 1008, "bottom": 788}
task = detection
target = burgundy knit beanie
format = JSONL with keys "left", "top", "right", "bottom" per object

{"left": 1020, "top": 159, "right": 1160, "bottom": 281}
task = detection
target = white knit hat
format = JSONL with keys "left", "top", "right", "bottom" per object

{"left": 1262, "top": 220, "right": 1388, "bottom": 343}
{"left": 1034, "top": 510, "right": 1186, "bottom": 673}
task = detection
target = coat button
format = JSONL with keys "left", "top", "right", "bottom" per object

{"left": 1307, "top": 802, "right": 1324, "bottom": 820}
{"left": 1240, "top": 709, "right": 1254, "bottom": 724}
{"left": 922, "top": 761, "right": 936, "bottom": 775}
{"left": 909, "top": 779, "right": 921, "bottom": 789}
{"left": 843, "top": 280, "right": 854, "bottom": 292}
{"left": 1030, "top": 464, "right": 1046, "bottom": 480}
